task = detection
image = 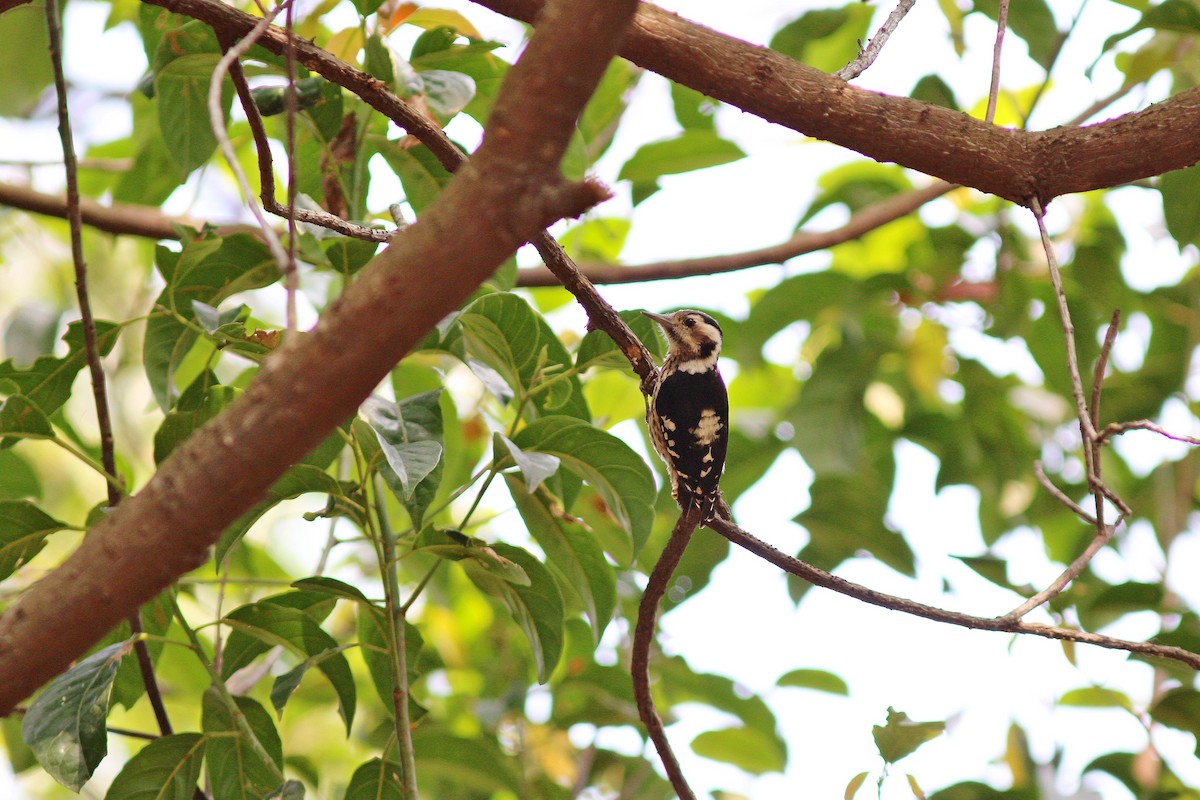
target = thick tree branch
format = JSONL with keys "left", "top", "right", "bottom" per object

{"left": 0, "top": 181, "right": 256, "bottom": 240}
{"left": 0, "top": 0, "right": 635, "bottom": 713}
{"left": 474, "top": 0, "right": 1200, "bottom": 207}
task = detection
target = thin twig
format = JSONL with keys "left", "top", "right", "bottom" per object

{"left": 283, "top": 0, "right": 299, "bottom": 331}
{"left": 216, "top": 36, "right": 392, "bottom": 245}
{"left": 1033, "top": 461, "right": 1096, "bottom": 525}
{"left": 45, "top": 0, "right": 183, "bottom": 755}
{"left": 1090, "top": 310, "right": 1121, "bottom": 433}
{"left": 706, "top": 515, "right": 1200, "bottom": 669}
{"left": 518, "top": 182, "right": 955, "bottom": 287}
{"left": 631, "top": 507, "right": 702, "bottom": 800}
{"left": 208, "top": 3, "right": 296, "bottom": 285}
{"left": 1001, "top": 524, "right": 1113, "bottom": 622}
{"left": 984, "top": 0, "right": 1010, "bottom": 124}
{"left": 1096, "top": 420, "right": 1200, "bottom": 447}
{"left": 835, "top": 0, "right": 917, "bottom": 81}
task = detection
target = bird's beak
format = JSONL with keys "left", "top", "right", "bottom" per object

{"left": 641, "top": 311, "right": 673, "bottom": 328}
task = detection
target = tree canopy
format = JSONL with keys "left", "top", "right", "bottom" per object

{"left": 1, "top": 0, "right": 1200, "bottom": 798}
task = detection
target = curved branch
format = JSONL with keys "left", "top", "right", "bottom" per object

{"left": 474, "top": 0, "right": 1200, "bottom": 207}
{"left": 0, "top": 0, "right": 636, "bottom": 713}
{"left": 706, "top": 516, "right": 1200, "bottom": 670}
{"left": 516, "top": 181, "right": 954, "bottom": 286}
{"left": 632, "top": 507, "right": 701, "bottom": 800}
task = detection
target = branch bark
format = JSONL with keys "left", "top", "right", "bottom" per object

{"left": 0, "top": 0, "right": 636, "bottom": 713}
{"left": 473, "top": 0, "right": 1200, "bottom": 207}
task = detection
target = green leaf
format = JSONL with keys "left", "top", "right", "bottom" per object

{"left": 1059, "top": 687, "right": 1134, "bottom": 711}
{"left": 975, "top": 0, "right": 1061, "bottom": 69}
{"left": 575, "top": 309, "right": 664, "bottom": 372}
{"left": 498, "top": 434, "right": 560, "bottom": 493}
{"left": 201, "top": 690, "right": 282, "bottom": 800}
{"left": 356, "top": 605, "right": 426, "bottom": 712}
{"left": 270, "top": 644, "right": 357, "bottom": 718}
{"left": 104, "top": 733, "right": 205, "bottom": 800}
{"left": 558, "top": 217, "right": 631, "bottom": 263}
{"left": 912, "top": 75, "right": 959, "bottom": 110}
{"left": 411, "top": 729, "right": 521, "bottom": 794}
{"left": 1161, "top": 162, "right": 1200, "bottom": 248}
{"left": 377, "top": 143, "right": 455, "bottom": 214}
{"left": 458, "top": 293, "right": 590, "bottom": 422}
{"left": 362, "top": 391, "right": 445, "bottom": 521}
{"left": 561, "top": 58, "right": 641, "bottom": 178}
{"left": 0, "top": 320, "right": 120, "bottom": 419}
{"left": 154, "top": 53, "right": 233, "bottom": 175}
{"left": 464, "top": 541, "right": 564, "bottom": 682}
{"left": 0, "top": 395, "right": 53, "bottom": 446}
{"left": 617, "top": 130, "right": 745, "bottom": 185}
{"left": 659, "top": 655, "right": 782, "bottom": 744}
{"left": 769, "top": 5, "right": 874, "bottom": 71}
{"left": 792, "top": 338, "right": 878, "bottom": 476}
{"left": 670, "top": 81, "right": 717, "bottom": 131}
{"left": 777, "top": 668, "right": 849, "bottom": 695}
{"left": 412, "top": 526, "right": 532, "bottom": 584}
{"left": 0, "top": 499, "right": 68, "bottom": 581}
{"left": 290, "top": 576, "right": 371, "bottom": 605}
{"left": 504, "top": 474, "right": 616, "bottom": 645}
{"left": 216, "top": 462, "right": 347, "bottom": 564}
{"left": 1102, "top": 0, "right": 1200, "bottom": 52}
{"left": 0, "top": 443, "right": 41, "bottom": 494}
{"left": 417, "top": 69, "right": 476, "bottom": 124}
{"left": 344, "top": 758, "right": 405, "bottom": 800}
{"left": 872, "top": 707, "right": 945, "bottom": 764}
{"left": 143, "top": 235, "right": 279, "bottom": 410}
{"left": 22, "top": 639, "right": 134, "bottom": 791}
{"left": 0, "top": 6, "right": 53, "bottom": 116}
{"left": 511, "top": 415, "right": 655, "bottom": 559}
{"left": 1150, "top": 687, "right": 1200, "bottom": 756}
{"left": 221, "top": 599, "right": 356, "bottom": 733}
{"left": 691, "top": 726, "right": 786, "bottom": 775}
{"left": 1076, "top": 581, "right": 1164, "bottom": 631}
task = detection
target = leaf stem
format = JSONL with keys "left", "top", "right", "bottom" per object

{"left": 172, "top": 594, "right": 285, "bottom": 786}
{"left": 372, "top": 477, "right": 420, "bottom": 799}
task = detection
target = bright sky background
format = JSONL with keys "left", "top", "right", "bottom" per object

{"left": 4, "top": 0, "right": 1200, "bottom": 798}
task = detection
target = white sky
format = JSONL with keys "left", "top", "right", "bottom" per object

{"left": 3, "top": 0, "right": 1199, "bottom": 798}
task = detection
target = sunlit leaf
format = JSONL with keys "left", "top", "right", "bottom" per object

{"left": 512, "top": 415, "right": 655, "bottom": 558}
{"left": 777, "top": 668, "right": 849, "bottom": 695}
{"left": 0, "top": 500, "right": 67, "bottom": 581}
{"left": 504, "top": 474, "right": 616, "bottom": 644}
{"left": 872, "top": 707, "right": 945, "bottom": 764}
{"left": 691, "top": 726, "right": 786, "bottom": 775}
{"left": 464, "top": 541, "right": 564, "bottom": 682}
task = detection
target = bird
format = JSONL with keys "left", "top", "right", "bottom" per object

{"left": 641, "top": 309, "right": 729, "bottom": 522}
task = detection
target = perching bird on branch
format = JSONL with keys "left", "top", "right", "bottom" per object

{"left": 642, "top": 309, "right": 729, "bottom": 522}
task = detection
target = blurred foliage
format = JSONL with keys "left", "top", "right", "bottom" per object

{"left": 1, "top": 0, "right": 1199, "bottom": 799}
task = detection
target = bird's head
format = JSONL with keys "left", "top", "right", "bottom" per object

{"left": 642, "top": 309, "right": 723, "bottom": 373}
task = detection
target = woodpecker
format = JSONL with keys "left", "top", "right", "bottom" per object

{"left": 642, "top": 309, "right": 729, "bottom": 522}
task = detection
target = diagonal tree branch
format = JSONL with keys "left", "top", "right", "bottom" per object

{"left": 706, "top": 516, "right": 1200, "bottom": 669}
{"left": 0, "top": 0, "right": 637, "bottom": 713}
{"left": 631, "top": 507, "right": 702, "bottom": 800}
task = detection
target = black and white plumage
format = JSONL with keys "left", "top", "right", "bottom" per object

{"left": 642, "top": 309, "right": 729, "bottom": 522}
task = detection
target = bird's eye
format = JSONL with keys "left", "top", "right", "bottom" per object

{"left": 684, "top": 317, "right": 696, "bottom": 328}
